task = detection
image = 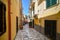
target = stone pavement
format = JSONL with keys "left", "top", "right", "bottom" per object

{"left": 15, "top": 24, "right": 50, "bottom": 40}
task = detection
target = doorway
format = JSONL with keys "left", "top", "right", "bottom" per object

{"left": 16, "top": 17, "right": 18, "bottom": 33}
{"left": 45, "top": 20, "right": 56, "bottom": 40}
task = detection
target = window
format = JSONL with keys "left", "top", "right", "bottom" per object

{"left": 33, "top": 7, "right": 35, "bottom": 14}
{"left": 0, "top": 1, "right": 6, "bottom": 36}
{"left": 46, "top": 0, "right": 57, "bottom": 8}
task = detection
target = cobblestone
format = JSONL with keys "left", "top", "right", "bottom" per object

{"left": 15, "top": 24, "right": 50, "bottom": 40}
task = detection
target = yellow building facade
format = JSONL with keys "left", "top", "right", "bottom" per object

{"left": 30, "top": 0, "right": 60, "bottom": 40}
{"left": 0, "top": 0, "right": 22, "bottom": 40}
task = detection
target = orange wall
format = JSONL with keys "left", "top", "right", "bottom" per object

{"left": 10, "top": 0, "right": 22, "bottom": 40}
{"left": 0, "top": 0, "right": 22, "bottom": 40}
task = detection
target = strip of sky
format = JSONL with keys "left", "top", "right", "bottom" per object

{"left": 22, "top": 0, "right": 30, "bottom": 15}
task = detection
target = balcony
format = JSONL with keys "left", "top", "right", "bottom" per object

{"left": 38, "top": 0, "right": 44, "bottom": 5}
{"left": 30, "top": 0, "right": 35, "bottom": 8}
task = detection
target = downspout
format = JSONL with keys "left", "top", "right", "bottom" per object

{"left": 8, "top": 0, "right": 11, "bottom": 40}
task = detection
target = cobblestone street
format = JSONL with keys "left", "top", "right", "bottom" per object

{"left": 15, "top": 24, "right": 50, "bottom": 40}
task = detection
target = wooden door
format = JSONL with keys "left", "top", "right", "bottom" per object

{"left": 45, "top": 20, "right": 56, "bottom": 40}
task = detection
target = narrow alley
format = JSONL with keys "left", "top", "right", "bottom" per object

{"left": 15, "top": 24, "right": 50, "bottom": 40}
{"left": 0, "top": 0, "right": 60, "bottom": 40}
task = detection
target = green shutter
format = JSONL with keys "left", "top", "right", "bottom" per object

{"left": 46, "top": 0, "right": 57, "bottom": 8}
{"left": 46, "top": 0, "right": 50, "bottom": 8}
{"left": 52, "top": 0, "right": 57, "bottom": 5}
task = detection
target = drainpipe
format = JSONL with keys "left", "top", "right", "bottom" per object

{"left": 8, "top": 0, "right": 11, "bottom": 40}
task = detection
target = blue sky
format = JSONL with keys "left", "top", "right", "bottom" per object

{"left": 22, "top": 0, "right": 30, "bottom": 15}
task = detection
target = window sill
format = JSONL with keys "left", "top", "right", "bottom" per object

{"left": 0, "top": 31, "right": 6, "bottom": 36}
